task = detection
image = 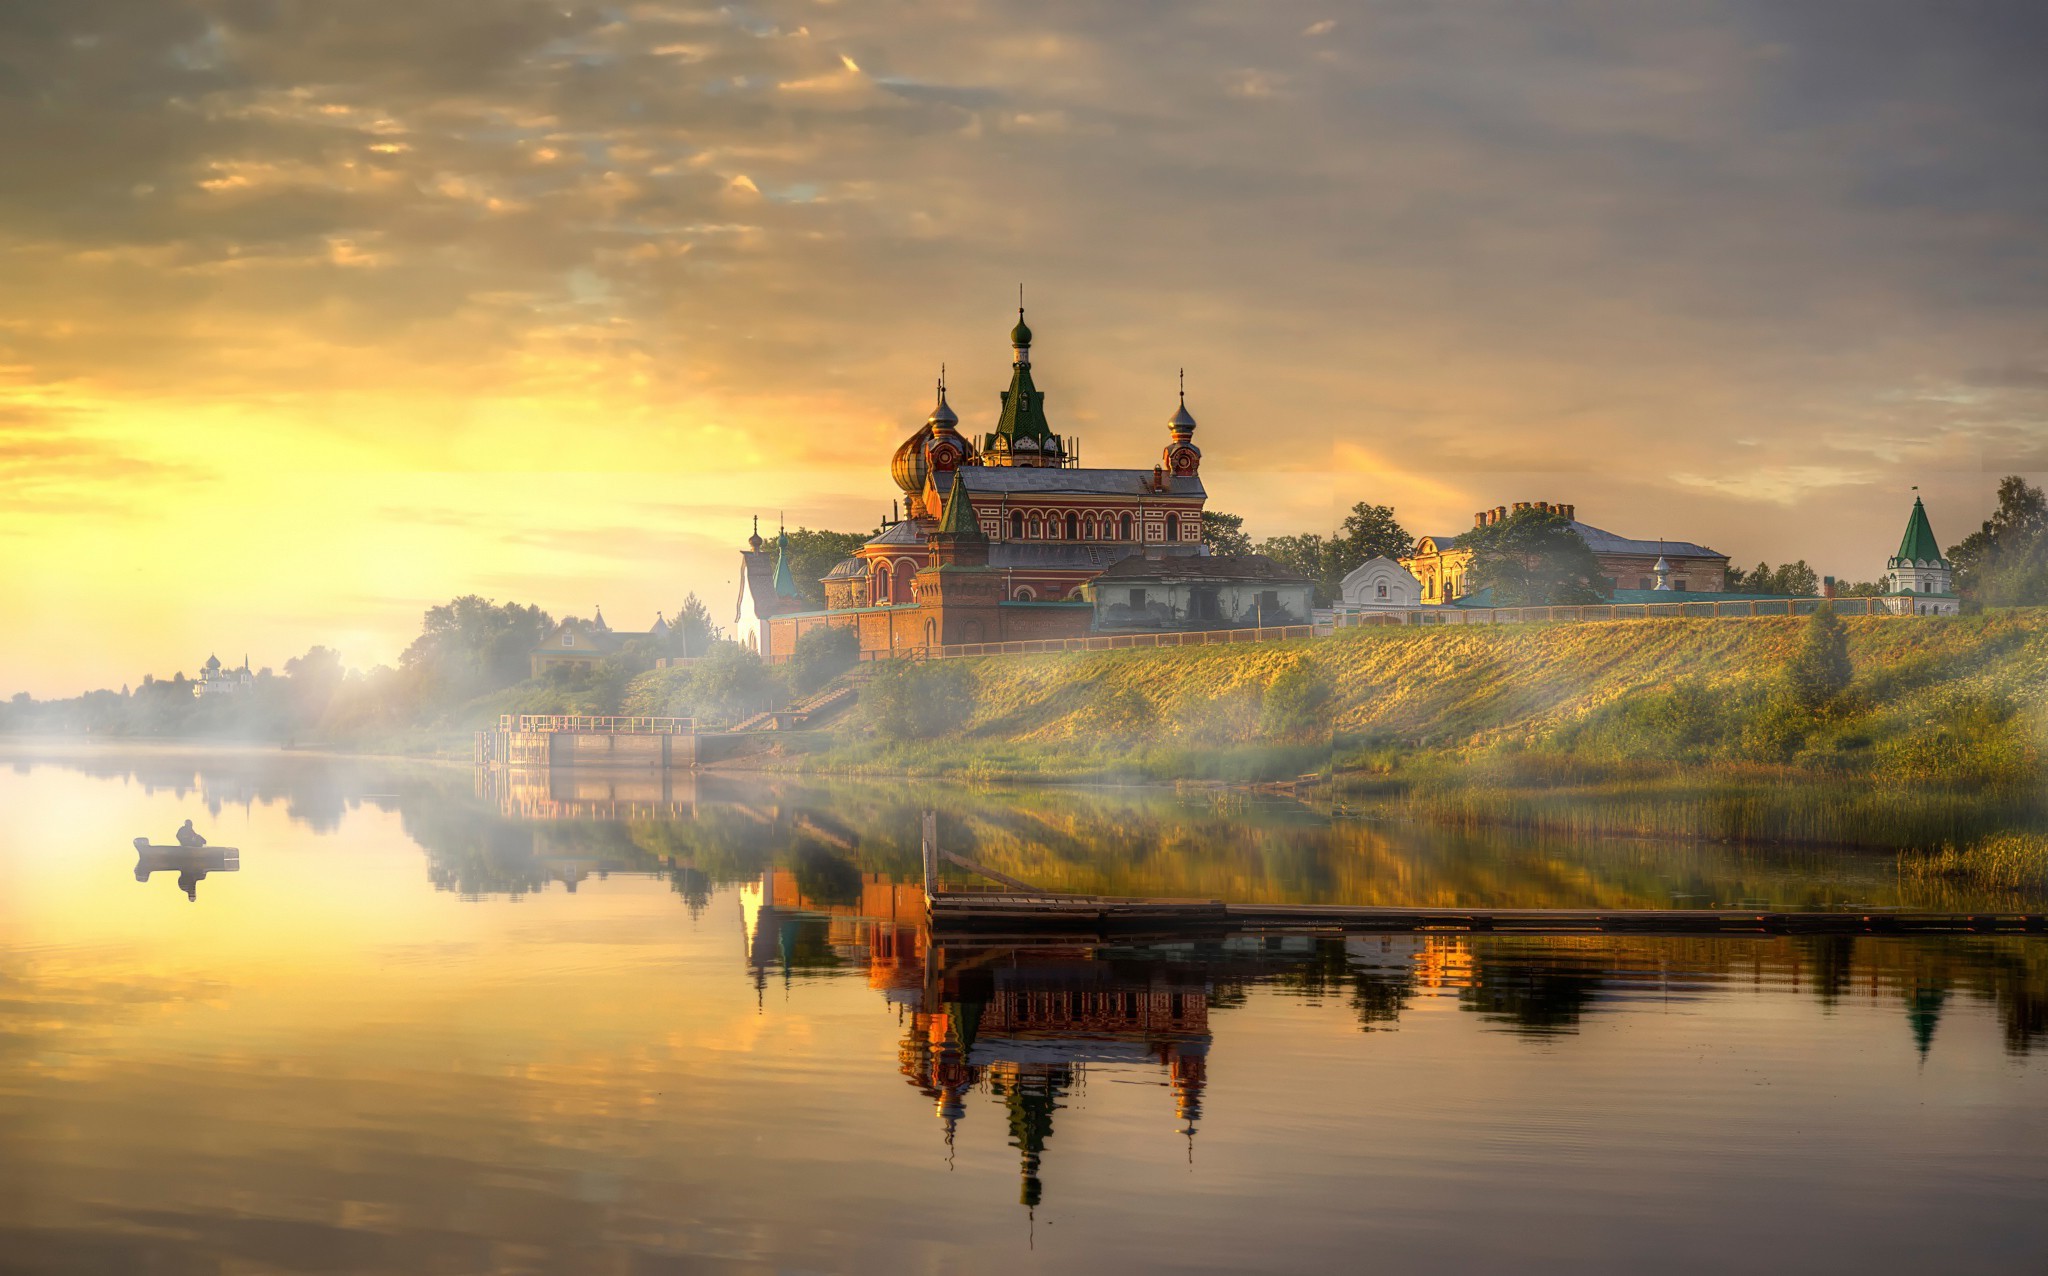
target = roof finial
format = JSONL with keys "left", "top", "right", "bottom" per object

{"left": 1178, "top": 366, "right": 1185, "bottom": 405}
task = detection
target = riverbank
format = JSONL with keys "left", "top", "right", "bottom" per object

{"left": 769, "top": 610, "right": 2048, "bottom": 851}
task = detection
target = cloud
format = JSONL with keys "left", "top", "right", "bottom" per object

{"left": 2, "top": 0, "right": 2046, "bottom": 688}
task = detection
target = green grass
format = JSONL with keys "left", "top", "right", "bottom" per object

{"left": 770, "top": 611, "right": 2048, "bottom": 849}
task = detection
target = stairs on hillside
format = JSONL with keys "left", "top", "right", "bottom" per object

{"left": 726, "top": 682, "right": 860, "bottom": 733}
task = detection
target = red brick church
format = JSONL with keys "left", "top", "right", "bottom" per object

{"left": 742, "top": 308, "right": 1210, "bottom": 660}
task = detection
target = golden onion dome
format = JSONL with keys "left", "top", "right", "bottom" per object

{"left": 891, "top": 422, "right": 934, "bottom": 497}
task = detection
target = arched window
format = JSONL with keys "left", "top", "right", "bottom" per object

{"left": 1065, "top": 512, "right": 1079, "bottom": 540}
{"left": 1084, "top": 516, "right": 1098, "bottom": 540}
{"left": 1166, "top": 513, "right": 1180, "bottom": 541}
{"left": 1010, "top": 512, "right": 1024, "bottom": 539}
{"left": 1029, "top": 515, "right": 1042, "bottom": 539}
{"left": 1014, "top": 586, "right": 1035, "bottom": 601}
{"left": 872, "top": 566, "right": 890, "bottom": 605}
{"left": 1119, "top": 513, "right": 1133, "bottom": 540}
{"left": 893, "top": 560, "right": 915, "bottom": 603}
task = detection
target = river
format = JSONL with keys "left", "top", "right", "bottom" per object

{"left": 3, "top": 746, "right": 2045, "bottom": 1273}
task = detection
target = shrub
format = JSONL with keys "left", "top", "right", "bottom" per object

{"left": 863, "top": 660, "right": 974, "bottom": 740}
{"left": 789, "top": 627, "right": 859, "bottom": 696}
{"left": 1261, "top": 663, "right": 1336, "bottom": 739}
{"left": 1785, "top": 605, "right": 1852, "bottom": 709}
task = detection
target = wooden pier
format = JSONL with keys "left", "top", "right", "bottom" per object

{"left": 916, "top": 816, "right": 2048, "bottom": 939}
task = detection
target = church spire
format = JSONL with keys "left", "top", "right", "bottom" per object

{"left": 989, "top": 301, "right": 1062, "bottom": 466}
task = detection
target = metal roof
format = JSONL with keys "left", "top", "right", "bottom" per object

{"left": 955, "top": 467, "right": 1205, "bottom": 498}
{"left": 1096, "top": 553, "right": 1312, "bottom": 584}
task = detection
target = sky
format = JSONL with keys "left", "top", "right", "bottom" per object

{"left": 2, "top": 0, "right": 2045, "bottom": 696}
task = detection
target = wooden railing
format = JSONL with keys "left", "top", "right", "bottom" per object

{"left": 498, "top": 715, "right": 695, "bottom": 735}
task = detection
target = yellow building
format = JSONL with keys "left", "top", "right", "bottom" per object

{"left": 1403, "top": 501, "right": 1730, "bottom": 603}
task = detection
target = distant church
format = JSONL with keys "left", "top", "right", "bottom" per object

{"left": 742, "top": 308, "right": 1215, "bottom": 660}
{"left": 1881, "top": 494, "right": 1958, "bottom": 615}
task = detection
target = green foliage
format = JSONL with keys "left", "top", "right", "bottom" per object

{"left": 1252, "top": 502, "right": 1414, "bottom": 604}
{"left": 1338, "top": 502, "right": 1415, "bottom": 564}
{"left": 1950, "top": 475, "right": 2048, "bottom": 606}
{"left": 781, "top": 528, "right": 872, "bottom": 609}
{"left": 788, "top": 626, "right": 859, "bottom": 695}
{"left": 399, "top": 595, "right": 554, "bottom": 703}
{"left": 614, "top": 640, "right": 778, "bottom": 725}
{"left": 1899, "top": 832, "right": 2048, "bottom": 893}
{"left": 1202, "top": 510, "right": 1254, "bottom": 557}
{"left": 1261, "top": 663, "right": 1335, "bottom": 739}
{"left": 666, "top": 592, "right": 722, "bottom": 656}
{"left": 1729, "top": 560, "right": 1821, "bottom": 596}
{"left": 862, "top": 660, "right": 974, "bottom": 740}
{"left": 1785, "top": 605, "right": 1853, "bottom": 709}
{"left": 1454, "top": 508, "right": 1606, "bottom": 605}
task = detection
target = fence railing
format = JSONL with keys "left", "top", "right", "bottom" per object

{"left": 1326, "top": 597, "right": 1894, "bottom": 628}
{"left": 855, "top": 625, "right": 1320, "bottom": 662}
{"left": 498, "top": 714, "right": 695, "bottom": 735}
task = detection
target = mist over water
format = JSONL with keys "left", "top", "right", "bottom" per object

{"left": 3, "top": 747, "right": 2047, "bottom": 1274}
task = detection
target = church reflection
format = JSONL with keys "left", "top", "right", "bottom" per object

{"left": 730, "top": 889, "right": 2048, "bottom": 1210}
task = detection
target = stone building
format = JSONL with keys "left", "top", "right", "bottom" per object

{"left": 1404, "top": 501, "right": 1731, "bottom": 603}
{"left": 764, "top": 308, "right": 1214, "bottom": 660}
{"left": 1882, "top": 494, "right": 1960, "bottom": 615}
{"left": 1091, "top": 554, "right": 1315, "bottom": 631}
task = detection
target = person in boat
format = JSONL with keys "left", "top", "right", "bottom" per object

{"left": 176, "top": 820, "right": 207, "bottom": 848}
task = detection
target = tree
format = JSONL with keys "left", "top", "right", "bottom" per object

{"left": 780, "top": 528, "right": 871, "bottom": 609}
{"left": 788, "top": 626, "right": 859, "bottom": 695}
{"left": 399, "top": 596, "right": 553, "bottom": 701}
{"left": 1949, "top": 476, "right": 2048, "bottom": 606}
{"left": 1252, "top": 503, "right": 1414, "bottom": 604}
{"left": 1454, "top": 508, "right": 1606, "bottom": 605}
{"left": 1338, "top": 502, "right": 1414, "bottom": 564}
{"left": 1785, "top": 604, "right": 1853, "bottom": 709}
{"left": 862, "top": 660, "right": 973, "bottom": 740}
{"left": 1254, "top": 533, "right": 1332, "bottom": 591}
{"left": 1202, "top": 510, "right": 1254, "bottom": 557}
{"left": 1729, "top": 561, "right": 1818, "bottom": 595}
{"left": 668, "top": 592, "right": 722, "bottom": 656}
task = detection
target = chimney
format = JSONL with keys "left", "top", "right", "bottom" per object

{"left": 1495, "top": 506, "right": 1508, "bottom": 524}
{"left": 1561, "top": 504, "right": 1575, "bottom": 521}
{"left": 1822, "top": 576, "right": 1837, "bottom": 600}
{"left": 1474, "top": 511, "right": 1488, "bottom": 529}
{"left": 1536, "top": 501, "right": 1551, "bottom": 513}
{"left": 1512, "top": 501, "right": 1530, "bottom": 514}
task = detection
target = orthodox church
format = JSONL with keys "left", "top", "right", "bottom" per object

{"left": 756, "top": 308, "right": 1210, "bottom": 659}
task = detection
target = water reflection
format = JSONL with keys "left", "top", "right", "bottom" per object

{"left": 7, "top": 748, "right": 2048, "bottom": 1272}
{"left": 131, "top": 839, "right": 240, "bottom": 902}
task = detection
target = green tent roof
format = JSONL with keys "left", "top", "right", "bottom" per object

{"left": 771, "top": 530, "right": 800, "bottom": 597}
{"left": 1894, "top": 497, "right": 1946, "bottom": 565}
{"left": 935, "top": 484, "right": 983, "bottom": 537}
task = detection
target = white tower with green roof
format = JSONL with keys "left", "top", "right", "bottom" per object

{"left": 1884, "top": 493, "right": 1959, "bottom": 615}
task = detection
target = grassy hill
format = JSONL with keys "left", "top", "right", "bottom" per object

{"left": 783, "top": 610, "right": 2048, "bottom": 856}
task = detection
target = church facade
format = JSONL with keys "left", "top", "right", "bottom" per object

{"left": 763, "top": 310, "right": 1210, "bottom": 660}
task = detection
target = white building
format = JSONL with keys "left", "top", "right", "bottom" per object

{"left": 1883, "top": 495, "right": 1960, "bottom": 616}
{"left": 1336, "top": 556, "right": 1423, "bottom": 612}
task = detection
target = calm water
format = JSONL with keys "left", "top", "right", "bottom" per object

{"left": 4, "top": 747, "right": 2047, "bottom": 1274}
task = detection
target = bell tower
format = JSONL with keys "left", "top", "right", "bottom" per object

{"left": 1162, "top": 368, "right": 1201, "bottom": 478}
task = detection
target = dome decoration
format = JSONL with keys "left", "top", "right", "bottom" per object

{"left": 1010, "top": 311, "right": 1032, "bottom": 348}
{"left": 1162, "top": 368, "right": 1202, "bottom": 477}
{"left": 891, "top": 421, "right": 936, "bottom": 517}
